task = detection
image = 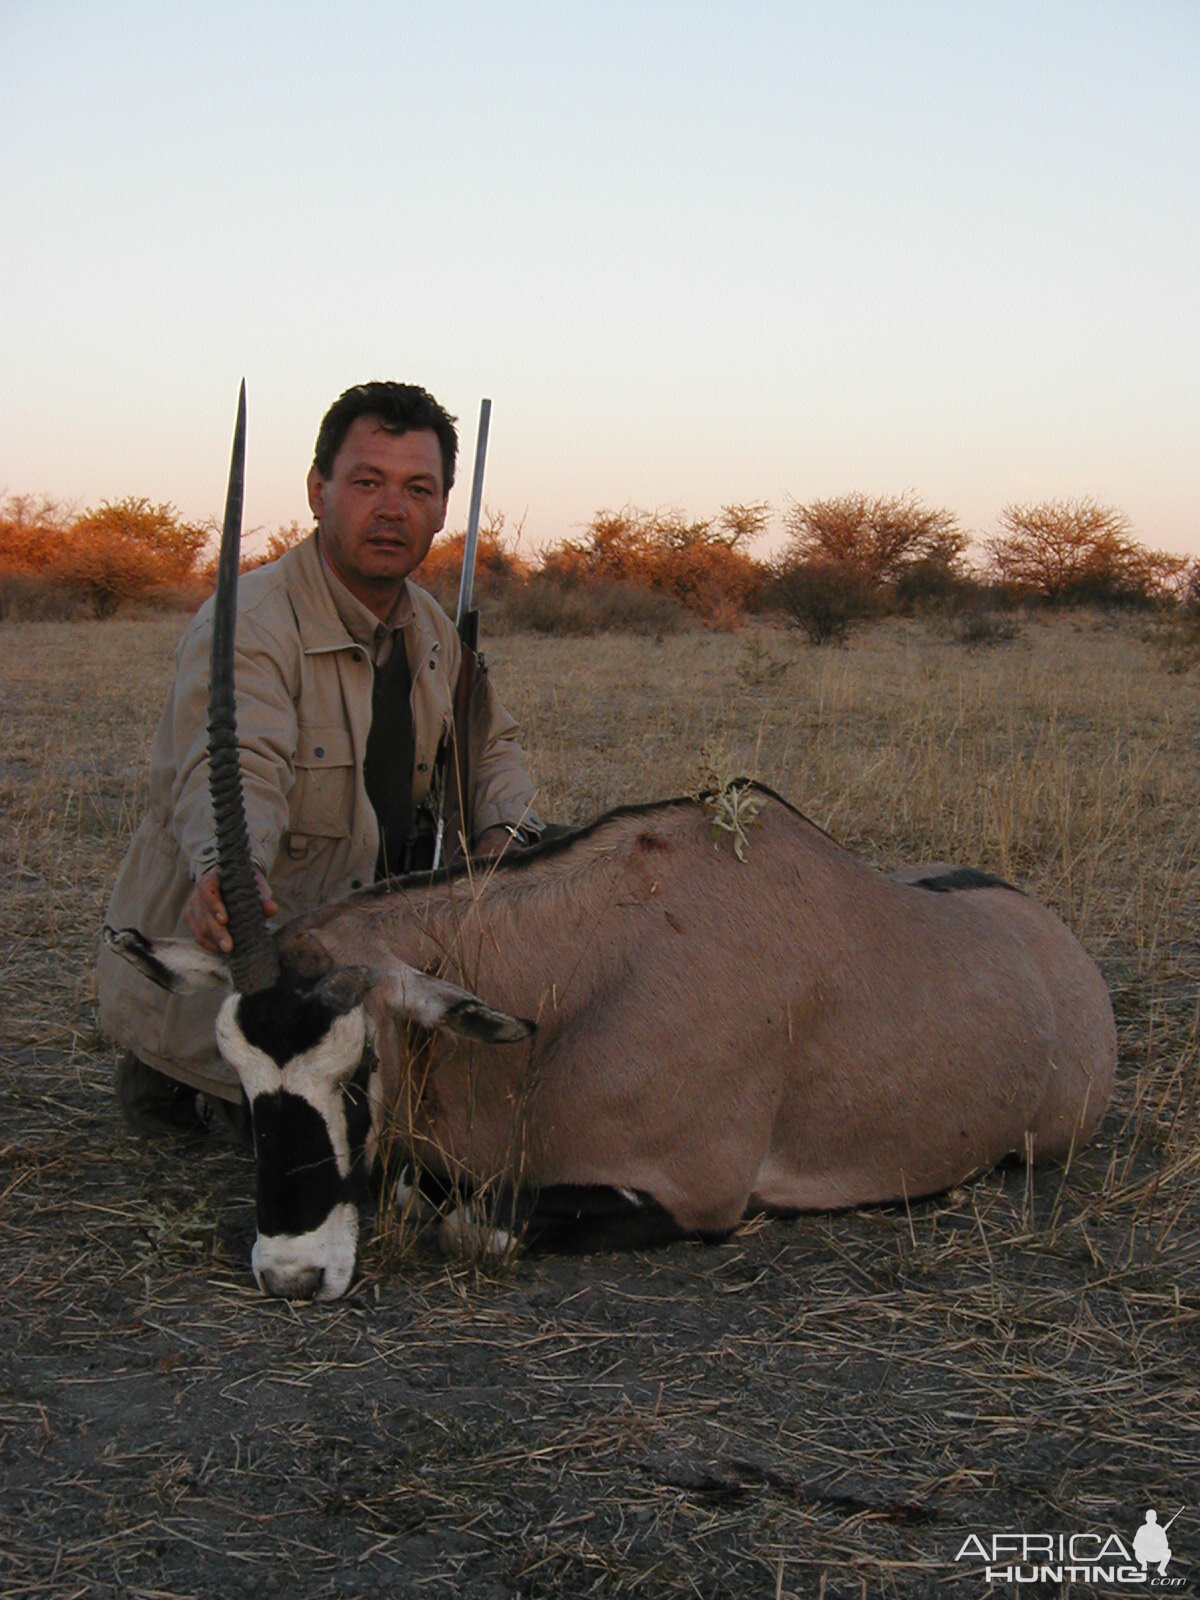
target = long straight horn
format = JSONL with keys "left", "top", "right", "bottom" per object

{"left": 207, "top": 381, "right": 280, "bottom": 993}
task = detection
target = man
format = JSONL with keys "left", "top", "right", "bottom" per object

{"left": 98, "top": 382, "right": 541, "bottom": 1132}
{"left": 1133, "top": 1510, "right": 1172, "bottom": 1577}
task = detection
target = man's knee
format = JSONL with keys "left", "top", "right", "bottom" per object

{"left": 116, "top": 1052, "right": 250, "bottom": 1145}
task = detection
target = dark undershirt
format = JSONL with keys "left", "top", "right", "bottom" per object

{"left": 362, "top": 639, "right": 415, "bottom": 880}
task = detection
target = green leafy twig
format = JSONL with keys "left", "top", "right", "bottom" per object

{"left": 696, "top": 743, "right": 764, "bottom": 862}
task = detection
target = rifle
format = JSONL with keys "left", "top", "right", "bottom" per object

{"left": 431, "top": 397, "right": 491, "bottom": 870}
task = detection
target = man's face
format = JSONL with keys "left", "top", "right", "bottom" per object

{"left": 307, "top": 418, "right": 448, "bottom": 616}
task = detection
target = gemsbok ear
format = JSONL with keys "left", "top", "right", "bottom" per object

{"left": 376, "top": 960, "right": 534, "bottom": 1044}
{"left": 309, "top": 965, "right": 374, "bottom": 1016}
{"left": 102, "top": 926, "right": 230, "bottom": 994}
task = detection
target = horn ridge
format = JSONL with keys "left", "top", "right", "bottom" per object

{"left": 207, "top": 381, "right": 280, "bottom": 993}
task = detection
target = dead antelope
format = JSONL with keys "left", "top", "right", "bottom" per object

{"left": 103, "top": 396, "right": 1117, "bottom": 1301}
{"left": 106, "top": 784, "right": 1116, "bottom": 1300}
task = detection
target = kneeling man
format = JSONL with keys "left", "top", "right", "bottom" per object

{"left": 98, "top": 381, "right": 541, "bottom": 1131}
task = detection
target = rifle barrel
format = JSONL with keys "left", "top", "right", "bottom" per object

{"left": 433, "top": 397, "right": 492, "bottom": 871}
{"left": 455, "top": 397, "right": 492, "bottom": 632}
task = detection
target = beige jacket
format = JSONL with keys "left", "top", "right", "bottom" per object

{"left": 98, "top": 531, "right": 539, "bottom": 1101}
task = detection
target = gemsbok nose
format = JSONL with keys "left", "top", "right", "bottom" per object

{"left": 258, "top": 1264, "right": 324, "bottom": 1301}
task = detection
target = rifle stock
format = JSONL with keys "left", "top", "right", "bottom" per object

{"left": 439, "top": 611, "right": 482, "bottom": 868}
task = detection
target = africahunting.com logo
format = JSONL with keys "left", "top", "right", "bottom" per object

{"left": 955, "top": 1507, "right": 1185, "bottom": 1587}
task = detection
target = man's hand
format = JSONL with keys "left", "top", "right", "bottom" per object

{"left": 474, "top": 826, "right": 512, "bottom": 859}
{"left": 186, "top": 868, "right": 278, "bottom": 954}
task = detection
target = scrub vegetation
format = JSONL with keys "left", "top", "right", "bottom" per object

{"left": 3, "top": 490, "right": 1195, "bottom": 642}
{"left": 1, "top": 611, "right": 1197, "bottom": 1596}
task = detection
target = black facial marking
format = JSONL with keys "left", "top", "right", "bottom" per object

{"left": 236, "top": 975, "right": 348, "bottom": 1067}
{"left": 252, "top": 1091, "right": 344, "bottom": 1237}
{"left": 251, "top": 1045, "right": 376, "bottom": 1239}
{"left": 909, "top": 867, "right": 1019, "bottom": 895}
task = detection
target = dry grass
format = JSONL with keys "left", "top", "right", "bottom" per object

{"left": 1, "top": 610, "right": 1197, "bottom": 1597}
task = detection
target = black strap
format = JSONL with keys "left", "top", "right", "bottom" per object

{"left": 362, "top": 640, "right": 414, "bottom": 880}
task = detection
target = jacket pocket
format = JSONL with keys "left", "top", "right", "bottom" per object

{"left": 290, "top": 724, "right": 354, "bottom": 840}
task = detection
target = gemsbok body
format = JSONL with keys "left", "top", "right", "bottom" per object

{"left": 107, "top": 785, "right": 1116, "bottom": 1300}
{"left": 104, "top": 390, "right": 1117, "bottom": 1301}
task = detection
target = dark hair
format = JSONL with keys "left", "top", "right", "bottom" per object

{"left": 313, "top": 382, "right": 458, "bottom": 492}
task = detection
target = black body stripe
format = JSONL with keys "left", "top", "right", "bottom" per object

{"left": 476, "top": 1183, "right": 726, "bottom": 1254}
{"left": 908, "top": 867, "right": 1019, "bottom": 894}
{"left": 346, "top": 779, "right": 836, "bottom": 900}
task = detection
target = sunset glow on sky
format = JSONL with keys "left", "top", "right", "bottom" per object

{"left": 3, "top": 1, "right": 1197, "bottom": 558}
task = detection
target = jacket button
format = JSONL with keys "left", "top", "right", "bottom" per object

{"left": 428, "top": 659, "right": 436, "bottom": 670}
{"left": 314, "top": 745, "right": 324, "bottom": 758}
{"left": 352, "top": 650, "right": 364, "bottom": 662}
{"left": 351, "top": 879, "right": 362, "bottom": 889}
{"left": 417, "top": 761, "right": 427, "bottom": 773}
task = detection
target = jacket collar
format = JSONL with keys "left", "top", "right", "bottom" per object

{"left": 284, "top": 531, "right": 439, "bottom": 660}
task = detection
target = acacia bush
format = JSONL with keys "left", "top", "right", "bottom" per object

{"left": 0, "top": 498, "right": 83, "bottom": 620}
{"left": 0, "top": 495, "right": 69, "bottom": 575}
{"left": 765, "top": 557, "right": 875, "bottom": 645}
{"left": 765, "top": 493, "right": 970, "bottom": 641}
{"left": 1, "top": 496, "right": 325, "bottom": 617}
{"left": 0, "top": 494, "right": 212, "bottom": 616}
{"left": 780, "top": 492, "right": 968, "bottom": 595}
{"left": 61, "top": 499, "right": 211, "bottom": 615}
{"left": 542, "top": 504, "right": 766, "bottom": 626}
{"left": 987, "top": 500, "right": 1186, "bottom": 607}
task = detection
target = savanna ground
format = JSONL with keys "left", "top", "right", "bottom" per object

{"left": 1, "top": 611, "right": 1198, "bottom": 1599}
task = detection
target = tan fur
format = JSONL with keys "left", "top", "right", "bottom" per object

{"left": 280, "top": 793, "right": 1116, "bottom": 1233}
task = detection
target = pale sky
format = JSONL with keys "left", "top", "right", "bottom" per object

{"left": 3, "top": 0, "right": 1198, "bottom": 559}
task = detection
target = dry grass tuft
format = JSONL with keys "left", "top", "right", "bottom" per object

{"left": 1, "top": 610, "right": 1197, "bottom": 1597}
